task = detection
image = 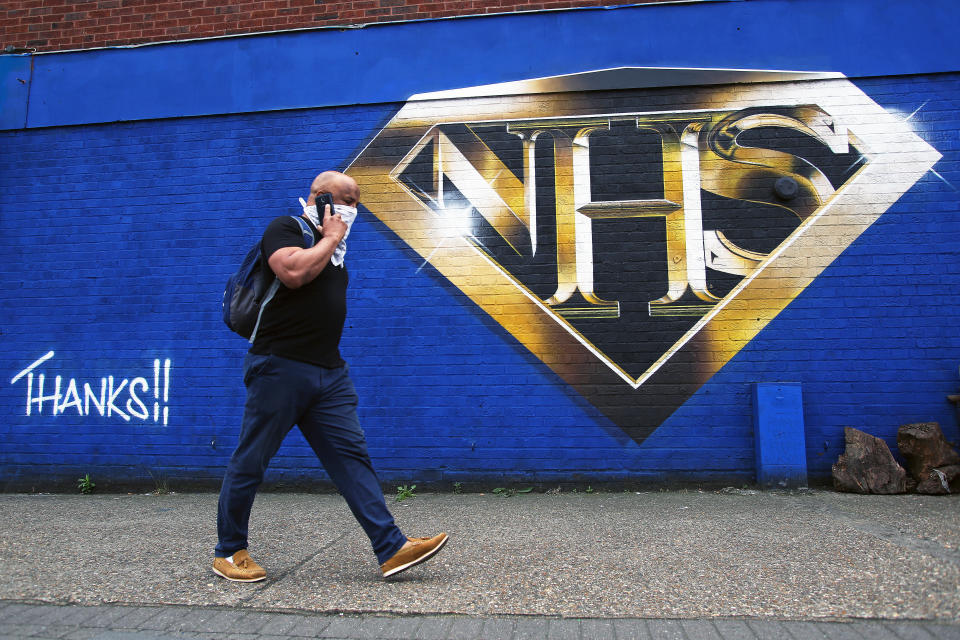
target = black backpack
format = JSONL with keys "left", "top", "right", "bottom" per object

{"left": 222, "top": 216, "right": 315, "bottom": 342}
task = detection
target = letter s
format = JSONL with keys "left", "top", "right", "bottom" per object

{"left": 699, "top": 106, "right": 842, "bottom": 221}
{"left": 127, "top": 377, "right": 150, "bottom": 421}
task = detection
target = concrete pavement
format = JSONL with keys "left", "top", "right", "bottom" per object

{"left": 1, "top": 488, "right": 958, "bottom": 638}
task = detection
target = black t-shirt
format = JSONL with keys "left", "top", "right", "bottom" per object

{"left": 249, "top": 215, "right": 348, "bottom": 368}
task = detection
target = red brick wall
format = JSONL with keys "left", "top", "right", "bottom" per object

{"left": 2, "top": 0, "right": 671, "bottom": 53}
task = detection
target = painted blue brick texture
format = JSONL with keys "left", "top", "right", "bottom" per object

{"left": 1, "top": 73, "right": 959, "bottom": 488}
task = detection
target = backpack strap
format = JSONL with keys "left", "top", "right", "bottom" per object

{"left": 248, "top": 216, "right": 318, "bottom": 344}
{"left": 249, "top": 279, "right": 281, "bottom": 344}
{"left": 290, "top": 215, "right": 316, "bottom": 248}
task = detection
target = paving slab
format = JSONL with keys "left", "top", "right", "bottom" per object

{"left": 545, "top": 618, "right": 580, "bottom": 640}
{"left": 446, "top": 616, "right": 485, "bottom": 639}
{"left": 416, "top": 616, "right": 454, "bottom": 639}
{"left": 612, "top": 618, "right": 653, "bottom": 640}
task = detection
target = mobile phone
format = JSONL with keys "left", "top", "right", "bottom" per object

{"left": 316, "top": 192, "right": 335, "bottom": 216}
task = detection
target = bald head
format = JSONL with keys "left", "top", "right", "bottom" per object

{"left": 308, "top": 171, "right": 360, "bottom": 207}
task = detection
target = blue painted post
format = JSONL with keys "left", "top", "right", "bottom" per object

{"left": 753, "top": 383, "right": 808, "bottom": 488}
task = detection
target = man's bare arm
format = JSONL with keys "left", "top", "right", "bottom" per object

{"left": 268, "top": 206, "right": 347, "bottom": 289}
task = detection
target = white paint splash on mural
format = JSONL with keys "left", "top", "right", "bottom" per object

{"left": 10, "top": 352, "right": 172, "bottom": 425}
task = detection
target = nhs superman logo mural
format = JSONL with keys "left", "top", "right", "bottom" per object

{"left": 347, "top": 68, "right": 941, "bottom": 445}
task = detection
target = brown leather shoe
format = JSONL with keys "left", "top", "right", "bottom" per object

{"left": 212, "top": 549, "right": 267, "bottom": 582}
{"left": 380, "top": 533, "right": 448, "bottom": 578}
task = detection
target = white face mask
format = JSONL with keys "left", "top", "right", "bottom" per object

{"left": 302, "top": 204, "right": 320, "bottom": 226}
{"left": 298, "top": 198, "right": 359, "bottom": 266}
{"left": 332, "top": 204, "right": 358, "bottom": 233}
{"left": 299, "top": 201, "right": 358, "bottom": 228}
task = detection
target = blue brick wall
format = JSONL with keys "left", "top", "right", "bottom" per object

{"left": 2, "top": 71, "right": 958, "bottom": 489}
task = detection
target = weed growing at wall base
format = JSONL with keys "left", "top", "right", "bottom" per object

{"left": 77, "top": 474, "right": 95, "bottom": 494}
{"left": 150, "top": 472, "right": 170, "bottom": 495}
{"left": 395, "top": 484, "right": 416, "bottom": 502}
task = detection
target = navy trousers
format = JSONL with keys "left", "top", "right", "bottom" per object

{"left": 216, "top": 353, "right": 407, "bottom": 565}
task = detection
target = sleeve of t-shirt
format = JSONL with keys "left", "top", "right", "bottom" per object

{"left": 261, "top": 216, "right": 316, "bottom": 265}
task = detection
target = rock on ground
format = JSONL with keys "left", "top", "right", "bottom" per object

{"left": 833, "top": 427, "right": 907, "bottom": 494}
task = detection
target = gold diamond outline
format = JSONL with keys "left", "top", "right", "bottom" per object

{"left": 346, "top": 70, "right": 941, "bottom": 444}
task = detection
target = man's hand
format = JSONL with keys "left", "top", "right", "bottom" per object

{"left": 268, "top": 206, "right": 348, "bottom": 289}
{"left": 320, "top": 204, "right": 348, "bottom": 244}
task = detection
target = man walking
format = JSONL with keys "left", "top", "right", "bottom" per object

{"left": 213, "top": 171, "right": 447, "bottom": 582}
